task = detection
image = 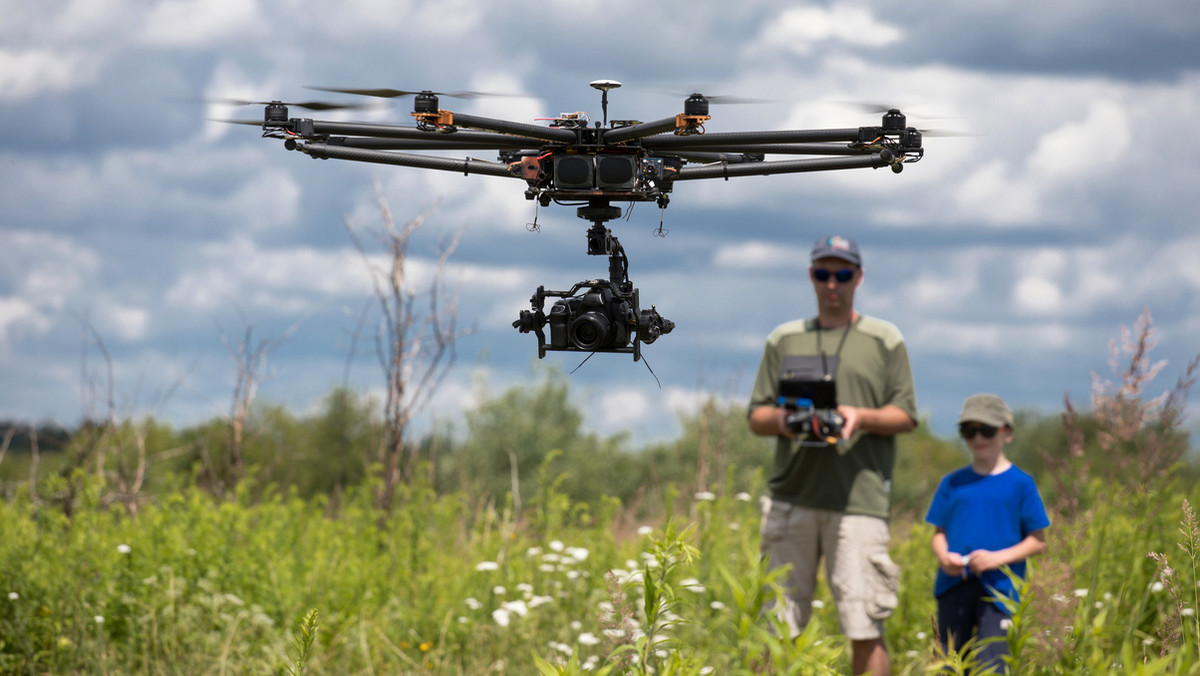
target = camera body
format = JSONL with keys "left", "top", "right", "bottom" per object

{"left": 548, "top": 282, "right": 630, "bottom": 351}
{"left": 514, "top": 279, "right": 673, "bottom": 361}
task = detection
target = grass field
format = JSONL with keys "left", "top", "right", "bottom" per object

{"left": 2, "top": 460, "right": 1200, "bottom": 675}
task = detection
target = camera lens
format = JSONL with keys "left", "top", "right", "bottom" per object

{"left": 569, "top": 314, "right": 610, "bottom": 351}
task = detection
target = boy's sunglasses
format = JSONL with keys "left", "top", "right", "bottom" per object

{"left": 959, "top": 424, "right": 999, "bottom": 440}
{"left": 813, "top": 268, "right": 857, "bottom": 283}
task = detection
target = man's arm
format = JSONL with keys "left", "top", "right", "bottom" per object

{"left": 749, "top": 405, "right": 792, "bottom": 438}
{"left": 839, "top": 403, "right": 917, "bottom": 438}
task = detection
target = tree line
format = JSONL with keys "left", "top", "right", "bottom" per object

{"left": 2, "top": 357, "right": 1195, "bottom": 523}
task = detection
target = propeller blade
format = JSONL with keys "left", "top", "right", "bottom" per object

{"left": 206, "top": 97, "right": 381, "bottom": 111}
{"left": 305, "top": 86, "right": 517, "bottom": 100}
{"left": 670, "top": 91, "right": 775, "bottom": 105}
{"left": 210, "top": 118, "right": 266, "bottom": 126}
{"left": 918, "top": 128, "right": 977, "bottom": 138}
{"left": 700, "top": 94, "right": 775, "bottom": 105}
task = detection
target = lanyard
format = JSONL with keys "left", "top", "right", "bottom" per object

{"left": 815, "top": 320, "right": 853, "bottom": 380}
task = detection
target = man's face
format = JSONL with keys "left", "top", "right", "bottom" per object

{"left": 809, "top": 256, "right": 862, "bottom": 313}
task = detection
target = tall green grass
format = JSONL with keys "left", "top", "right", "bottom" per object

{"left": 3, "top": 462, "right": 1200, "bottom": 675}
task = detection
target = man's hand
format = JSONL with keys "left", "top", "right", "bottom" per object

{"left": 837, "top": 405, "right": 860, "bottom": 438}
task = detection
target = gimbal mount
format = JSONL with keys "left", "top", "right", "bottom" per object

{"left": 512, "top": 197, "right": 673, "bottom": 361}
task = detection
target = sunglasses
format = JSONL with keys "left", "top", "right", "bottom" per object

{"left": 959, "top": 424, "right": 999, "bottom": 440}
{"left": 812, "top": 268, "right": 857, "bottom": 283}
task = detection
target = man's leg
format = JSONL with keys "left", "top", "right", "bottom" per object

{"left": 827, "top": 514, "right": 896, "bottom": 676}
{"left": 759, "top": 499, "right": 822, "bottom": 637}
{"left": 852, "top": 638, "right": 890, "bottom": 676}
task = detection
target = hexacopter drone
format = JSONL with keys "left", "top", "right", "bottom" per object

{"left": 228, "top": 80, "right": 925, "bottom": 361}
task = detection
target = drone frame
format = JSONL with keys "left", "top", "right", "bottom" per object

{"left": 236, "top": 81, "right": 925, "bottom": 361}
{"left": 252, "top": 82, "right": 923, "bottom": 231}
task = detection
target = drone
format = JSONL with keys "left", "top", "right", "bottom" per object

{"left": 226, "top": 80, "right": 925, "bottom": 362}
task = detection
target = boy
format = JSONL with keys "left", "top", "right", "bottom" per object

{"left": 924, "top": 394, "right": 1049, "bottom": 673}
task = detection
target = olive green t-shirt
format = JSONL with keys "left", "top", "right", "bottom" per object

{"left": 748, "top": 315, "right": 918, "bottom": 518}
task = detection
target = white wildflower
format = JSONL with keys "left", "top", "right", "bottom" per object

{"left": 475, "top": 561, "right": 499, "bottom": 572}
{"left": 637, "top": 526, "right": 653, "bottom": 537}
{"left": 94, "top": 616, "right": 105, "bottom": 624}
{"left": 694, "top": 491, "right": 716, "bottom": 501}
{"left": 710, "top": 601, "right": 726, "bottom": 610}
{"left": 526, "top": 546, "right": 542, "bottom": 557}
{"left": 1073, "top": 588, "right": 1089, "bottom": 598}
{"left": 578, "top": 632, "right": 600, "bottom": 646}
{"left": 1151, "top": 582, "right": 1165, "bottom": 593}
{"left": 492, "top": 608, "right": 511, "bottom": 627}
{"left": 566, "top": 547, "right": 590, "bottom": 562}
{"left": 916, "top": 631, "right": 927, "bottom": 640}
{"left": 811, "top": 599, "right": 825, "bottom": 609}
{"left": 1184, "top": 608, "right": 1196, "bottom": 617}
{"left": 493, "top": 585, "right": 507, "bottom": 595}
{"left": 549, "top": 540, "right": 565, "bottom": 552}
{"left": 465, "top": 597, "right": 483, "bottom": 610}
{"left": 679, "top": 578, "right": 706, "bottom": 593}
{"left": 7, "top": 592, "right": 17, "bottom": 601}
{"left": 516, "top": 583, "right": 534, "bottom": 595}
{"left": 735, "top": 492, "right": 752, "bottom": 502}
{"left": 502, "top": 600, "right": 529, "bottom": 617}
{"left": 116, "top": 544, "right": 131, "bottom": 555}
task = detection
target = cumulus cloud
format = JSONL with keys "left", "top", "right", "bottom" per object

{"left": 3, "top": 0, "right": 1198, "bottom": 439}
{"left": 759, "top": 3, "right": 904, "bottom": 54}
{"left": 0, "top": 49, "right": 98, "bottom": 100}
{"left": 141, "top": 0, "right": 262, "bottom": 46}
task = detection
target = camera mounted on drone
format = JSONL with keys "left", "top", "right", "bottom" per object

{"left": 513, "top": 218, "right": 674, "bottom": 361}
{"left": 221, "top": 79, "right": 928, "bottom": 361}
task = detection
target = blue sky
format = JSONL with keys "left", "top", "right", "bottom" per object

{"left": 2, "top": 0, "right": 1199, "bottom": 446}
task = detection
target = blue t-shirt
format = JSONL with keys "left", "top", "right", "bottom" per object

{"left": 924, "top": 464, "right": 1050, "bottom": 611}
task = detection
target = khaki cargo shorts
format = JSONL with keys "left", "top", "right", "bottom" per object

{"left": 759, "top": 498, "right": 900, "bottom": 641}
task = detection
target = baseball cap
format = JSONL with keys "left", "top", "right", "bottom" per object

{"left": 811, "top": 235, "right": 861, "bottom": 266}
{"left": 958, "top": 394, "right": 1014, "bottom": 429}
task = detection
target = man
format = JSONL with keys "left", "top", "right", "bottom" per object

{"left": 748, "top": 235, "right": 918, "bottom": 676}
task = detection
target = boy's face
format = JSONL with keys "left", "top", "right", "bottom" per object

{"left": 959, "top": 420, "right": 1013, "bottom": 457}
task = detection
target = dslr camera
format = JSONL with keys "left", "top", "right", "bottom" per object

{"left": 512, "top": 223, "right": 673, "bottom": 362}
{"left": 513, "top": 279, "right": 673, "bottom": 361}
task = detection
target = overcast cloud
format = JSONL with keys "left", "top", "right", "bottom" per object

{"left": 2, "top": 0, "right": 1198, "bottom": 446}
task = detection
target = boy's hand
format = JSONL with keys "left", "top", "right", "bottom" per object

{"left": 966, "top": 549, "right": 1004, "bottom": 574}
{"left": 939, "top": 552, "right": 967, "bottom": 578}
